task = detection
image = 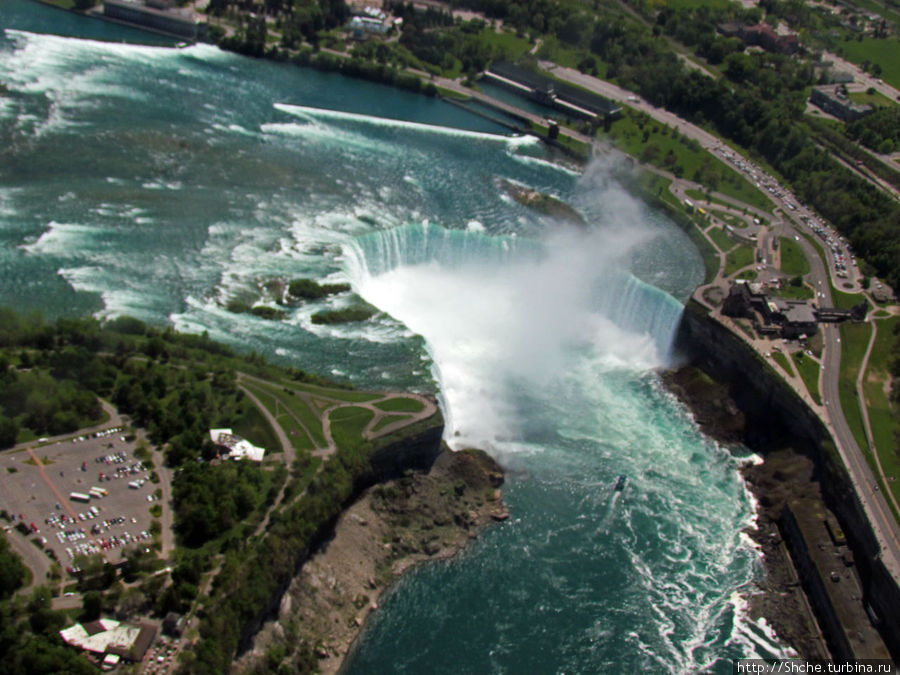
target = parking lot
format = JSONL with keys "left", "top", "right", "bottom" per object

{"left": 1, "top": 427, "right": 160, "bottom": 571}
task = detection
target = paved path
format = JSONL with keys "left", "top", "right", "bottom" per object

{"left": 5, "top": 527, "right": 52, "bottom": 595}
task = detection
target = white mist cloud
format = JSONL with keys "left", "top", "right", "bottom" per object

{"left": 346, "top": 162, "right": 683, "bottom": 449}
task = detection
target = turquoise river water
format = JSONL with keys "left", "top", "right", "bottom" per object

{"left": 0, "top": 2, "right": 793, "bottom": 672}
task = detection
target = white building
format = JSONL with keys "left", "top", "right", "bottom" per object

{"left": 209, "top": 428, "right": 266, "bottom": 462}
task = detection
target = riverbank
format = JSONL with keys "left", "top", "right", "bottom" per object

{"left": 662, "top": 365, "right": 829, "bottom": 658}
{"left": 234, "top": 447, "right": 507, "bottom": 674}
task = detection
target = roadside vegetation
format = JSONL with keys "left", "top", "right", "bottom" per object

{"left": 862, "top": 316, "right": 900, "bottom": 509}
{"left": 0, "top": 307, "right": 441, "bottom": 673}
{"left": 778, "top": 238, "right": 810, "bottom": 277}
{"left": 839, "top": 321, "right": 873, "bottom": 454}
{"left": 793, "top": 351, "right": 822, "bottom": 406}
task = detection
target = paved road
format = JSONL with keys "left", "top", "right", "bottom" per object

{"left": 4, "top": 527, "right": 52, "bottom": 595}
{"left": 542, "top": 61, "right": 900, "bottom": 578}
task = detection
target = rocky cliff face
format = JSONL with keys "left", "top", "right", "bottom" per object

{"left": 236, "top": 411, "right": 447, "bottom": 655}
{"left": 670, "top": 301, "right": 900, "bottom": 658}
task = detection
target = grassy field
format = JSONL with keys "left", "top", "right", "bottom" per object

{"left": 34, "top": 0, "right": 75, "bottom": 8}
{"left": 329, "top": 406, "right": 375, "bottom": 452}
{"left": 477, "top": 28, "right": 533, "bottom": 62}
{"left": 839, "top": 37, "right": 900, "bottom": 90}
{"left": 863, "top": 316, "right": 900, "bottom": 504}
{"left": 725, "top": 245, "right": 756, "bottom": 276}
{"left": 793, "top": 352, "right": 822, "bottom": 405}
{"left": 242, "top": 382, "right": 316, "bottom": 451}
{"left": 774, "top": 283, "right": 815, "bottom": 300}
{"left": 685, "top": 190, "right": 750, "bottom": 216}
{"left": 372, "top": 413, "right": 414, "bottom": 433}
{"left": 599, "top": 112, "right": 773, "bottom": 211}
{"left": 772, "top": 351, "right": 795, "bottom": 376}
{"left": 233, "top": 404, "right": 281, "bottom": 455}
{"left": 707, "top": 226, "right": 735, "bottom": 253}
{"left": 849, "top": 89, "right": 900, "bottom": 108}
{"left": 779, "top": 237, "right": 811, "bottom": 276}
{"left": 536, "top": 36, "right": 597, "bottom": 71}
{"left": 839, "top": 321, "right": 874, "bottom": 452}
{"left": 831, "top": 281, "right": 864, "bottom": 309}
{"left": 374, "top": 398, "right": 425, "bottom": 413}
{"left": 713, "top": 211, "right": 750, "bottom": 229}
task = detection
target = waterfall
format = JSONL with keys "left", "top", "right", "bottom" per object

{"left": 343, "top": 221, "right": 685, "bottom": 363}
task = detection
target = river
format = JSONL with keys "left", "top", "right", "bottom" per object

{"left": 0, "top": 3, "right": 789, "bottom": 671}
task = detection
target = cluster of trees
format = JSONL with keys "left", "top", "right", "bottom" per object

{"left": 0, "top": 588, "right": 97, "bottom": 675}
{"left": 846, "top": 107, "right": 900, "bottom": 154}
{"left": 172, "top": 461, "right": 280, "bottom": 547}
{"left": 183, "top": 435, "right": 378, "bottom": 673}
{"left": 311, "top": 306, "right": 376, "bottom": 324}
{"left": 0, "top": 537, "right": 25, "bottom": 601}
{"left": 287, "top": 278, "right": 350, "bottom": 300}
{"left": 399, "top": 18, "right": 494, "bottom": 75}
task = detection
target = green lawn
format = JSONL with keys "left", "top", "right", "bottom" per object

{"left": 713, "top": 210, "right": 749, "bottom": 229}
{"left": 371, "top": 413, "right": 411, "bottom": 433}
{"left": 793, "top": 352, "right": 822, "bottom": 405}
{"left": 774, "top": 283, "right": 815, "bottom": 300}
{"left": 849, "top": 89, "right": 899, "bottom": 108}
{"left": 329, "top": 406, "right": 375, "bottom": 451}
{"left": 779, "top": 237, "right": 811, "bottom": 276}
{"left": 34, "top": 0, "right": 75, "bottom": 8}
{"left": 772, "top": 351, "right": 795, "bottom": 376}
{"left": 374, "top": 397, "right": 425, "bottom": 413}
{"left": 600, "top": 112, "right": 772, "bottom": 212}
{"left": 830, "top": 282, "right": 864, "bottom": 310}
{"left": 536, "top": 36, "right": 597, "bottom": 71}
{"left": 839, "top": 321, "right": 873, "bottom": 452}
{"left": 242, "top": 383, "right": 316, "bottom": 452}
{"left": 725, "top": 245, "right": 756, "bottom": 276}
{"left": 233, "top": 404, "right": 281, "bottom": 455}
{"left": 685, "top": 190, "right": 756, "bottom": 217}
{"left": 839, "top": 37, "right": 900, "bottom": 90}
{"left": 707, "top": 226, "right": 735, "bottom": 253}
{"left": 477, "top": 28, "right": 533, "bottom": 61}
{"left": 863, "top": 316, "right": 900, "bottom": 506}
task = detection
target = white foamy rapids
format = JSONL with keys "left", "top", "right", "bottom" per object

{"left": 273, "top": 102, "right": 538, "bottom": 149}
{"left": 0, "top": 188, "right": 20, "bottom": 220}
{"left": 508, "top": 152, "right": 583, "bottom": 177}
{"left": 727, "top": 591, "right": 798, "bottom": 661}
{"left": 260, "top": 121, "right": 391, "bottom": 157}
{"left": 0, "top": 30, "right": 170, "bottom": 135}
{"left": 21, "top": 221, "right": 101, "bottom": 257}
{"left": 58, "top": 266, "right": 158, "bottom": 320}
{"left": 344, "top": 222, "right": 680, "bottom": 448}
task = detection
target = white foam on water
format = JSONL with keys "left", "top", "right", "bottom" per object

{"left": 21, "top": 221, "right": 102, "bottom": 257}
{"left": 274, "top": 102, "right": 536, "bottom": 148}
{"left": 0, "top": 188, "right": 20, "bottom": 219}
{"left": 260, "top": 121, "right": 389, "bottom": 156}
{"left": 508, "top": 151, "right": 583, "bottom": 177}
{"left": 345, "top": 222, "right": 669, "bottom": 449}
{"left": 141, "top": 181, "right": 183, "bottom": 191}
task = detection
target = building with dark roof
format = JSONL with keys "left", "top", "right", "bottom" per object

{"left": 484, "top": 62, "right": 622, "bottom": 121}
{"left": 781, "top": 498, "right": 891, "bottom": 659}
{"left": 103, "top": 0, "right": 200, "bottom": 40}
{"left": 810, "top": 85, "right": 874, "bottom": 122}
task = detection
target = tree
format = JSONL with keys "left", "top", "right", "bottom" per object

{"left": 80, "top": 591, "right": 103, "bottom": 622}
{"left": 0, "top": 535, "right": 26, "bottom": 599}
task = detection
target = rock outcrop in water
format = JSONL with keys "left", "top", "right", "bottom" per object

{"left": 234, "top": 447, "right": 507, "bottom": 674}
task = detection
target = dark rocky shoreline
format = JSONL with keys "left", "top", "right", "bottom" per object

{"left": 661, "top": 366, "right": 830, "bottom": 659}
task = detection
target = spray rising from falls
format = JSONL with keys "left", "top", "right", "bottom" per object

{"left": 342, "top": 221, "right": 686, "bottom": 448}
